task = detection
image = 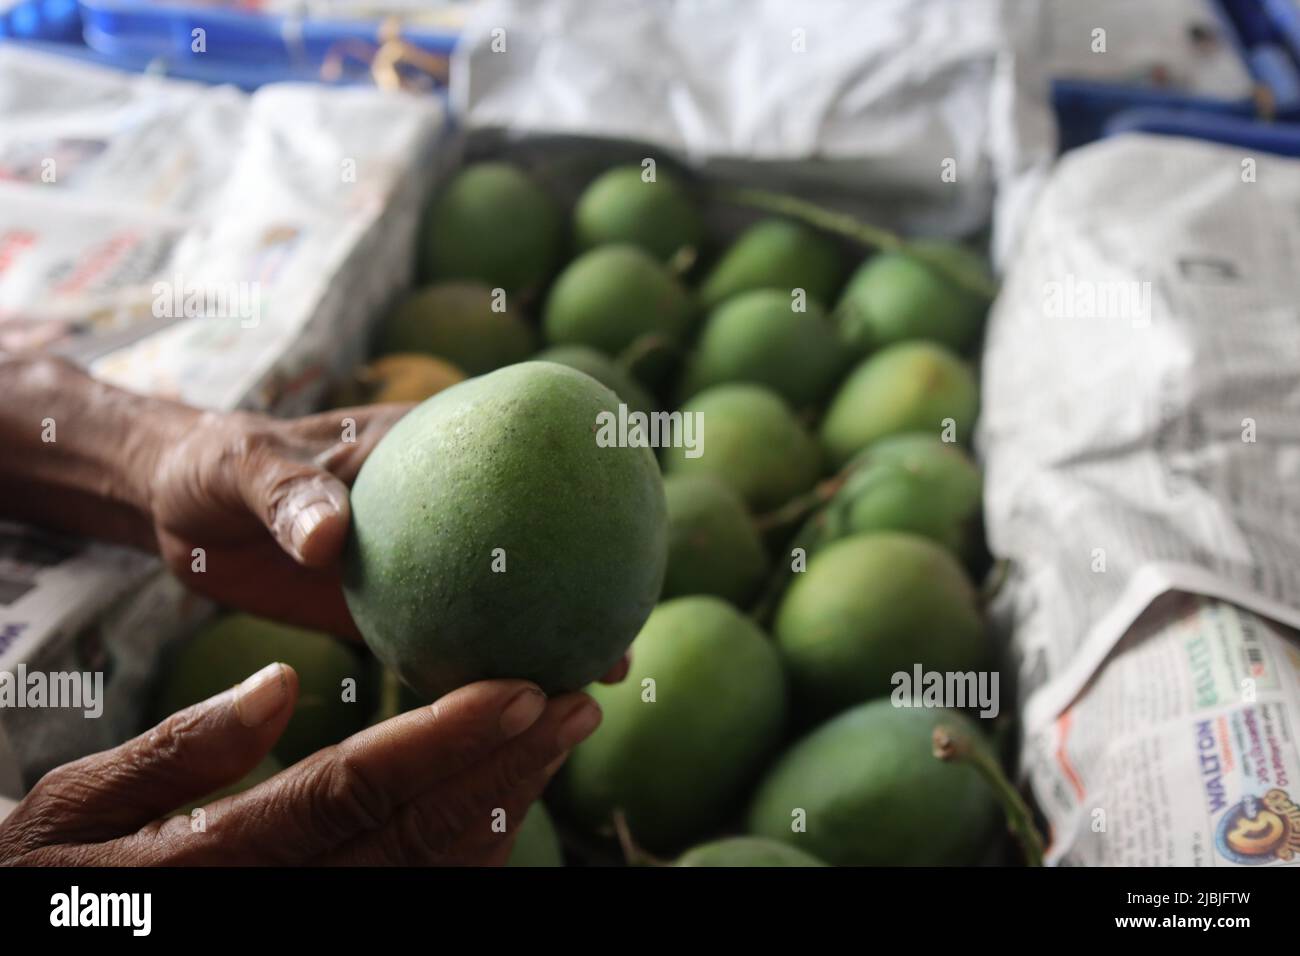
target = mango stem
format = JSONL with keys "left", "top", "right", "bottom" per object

{"left": 709, "top": 185, "right": 999, "bottom": 300}
{"left": 612, "top": 810, "right": 668, "bottom": 867}
{"left": 932, "top": 724, "right": 1045, "bottom": 867}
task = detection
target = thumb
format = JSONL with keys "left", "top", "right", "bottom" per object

{"left": 8, "top": 664, "right": 299, "bottom": 849}
{"left": 241, "top": 451, "right": 352, "bottom": 568}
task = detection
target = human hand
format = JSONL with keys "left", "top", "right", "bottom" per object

{"left": 0, "top": 664, "right": 601, "bottom": 865}
{"left": 147, "top": 403, "right": 411, "bottom": 637}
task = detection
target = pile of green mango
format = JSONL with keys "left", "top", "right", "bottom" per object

{"left": 187, "top": 158, "right": 1015, "bottom": 868}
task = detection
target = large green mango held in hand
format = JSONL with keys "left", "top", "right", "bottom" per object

{"left": 342, "top": 362, "right": 668, "bottom": 700}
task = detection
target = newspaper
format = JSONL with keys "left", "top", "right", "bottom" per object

{"left": 979, "top": 134, "right": 1300, "bottom": 866}
{"left": 455, "top": 0, "right": 1020, "bottom": 240}
{"left": 0, "top": 45, "right": 447, "bottom": 795}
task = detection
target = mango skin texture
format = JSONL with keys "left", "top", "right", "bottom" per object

{"left": 820, "top": 341, "right": 978, "bottom": 467}
{"left": 662, "top": 383, "right": 821, "bottom": 512}
{"left": 698, "top": 219, "right": 844, "bottom": 311}
{"left": 555, "top": 596, "right": 787, "bottom": 851}
{"left": 748, "top": 700, "right": 1000, "bottom": 866}
{"left": 343, "top": 362, "right": 668, "bottom": 700}
{"left": 420, "top": 163, "right": 563, "bottom": 295}
{"left": 573, "top": 166, "right": 703, "bottom": 263}
{"left": 774, "top": 531, "right": 986, "bottom": 721}
{"left": 377, "top": 282, "right": 536, "bottom": 376}
{"left": 676, "top": 836, "right": 826, "bottom": 867}
{"left": 542, "top": 244, "right": 693, "bottom": 357}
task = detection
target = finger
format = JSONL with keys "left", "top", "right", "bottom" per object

{"left": 2, "top": 664, "right": 297, "bottom": 853}
{"left": 326, "top": 758, "right": 567, "bottom": 866}
{"left": 156, "top": 529, "right": 361, "bottom": 639}
{"left": 236, "top": 442, "right": 352, "bottom": 568}
{"left": 291, "top": 404, "right": 413, "bottom": 484}
{"left": 334, "top": 693, "right": 599, "bottom": 866}
{"left": 135, "top": 679, "right": 551, "bottom": 865}
{"left": 597, "top": 652, "right": 631, "bottom": 684}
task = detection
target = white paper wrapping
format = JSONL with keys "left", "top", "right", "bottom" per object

{"left": 980, "top": 133, "right": 1300, "bottom": 865}
{"left": 454, "top": 0, "right": 1041, "bottom": 241}
{"left": 0, "top": 45, "right": 447, "bottom": 794}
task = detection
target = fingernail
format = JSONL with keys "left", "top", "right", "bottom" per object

{"left": 557, "top": 700, "right": 602, "bottom": 749}
{"left": 235, "top": 663, "right": 289, "bottom": 727}
{"left": 500, "top": 687, "right": 546, "bottom": 738}
{"left": 289, "top": 500, "right": 335, "bottom": 558}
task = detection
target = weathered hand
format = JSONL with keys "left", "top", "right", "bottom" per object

{"left": 0, "top": 665, "right": 601, "bottom": 866}
{"left": 147, "top": 403, "right": 411, "bottom": 637}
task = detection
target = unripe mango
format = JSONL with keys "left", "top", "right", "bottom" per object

{"left": 820, "top": 433, "right": 982, "bottom": 555}
{"left": 508, "top": 804, "right": 564, "bottom": 867}
{"left": 820, "top": 341, "right": 977, "bottom": 468}
{"left": 662, "top": 473, "right": 768, "bottom": 607}
{"left": 748, "top": 700, "right": 1000, "bottom": 865}
{"left": 377, "top": 282, "right": 536, "bottom": 376}
{"left": 676, "top": 836, "right": 826, "bottom": 867}
{"left": 574, "top": 166, "right": 703, "bottom": 263}
{"left": 698, "top": 219, "right": 844, "bottom": 311}
{"left": 419, "top": 163, "right": 563, "bottom": 295}
{"left": 535, "top": 345, "right": 655, "bottom": 416}
{"left": 774, "top": 532, "right": 985, "bottom": 719}
{"left": 662, "top": 383, "right": 821, "bottom": 512}
{"left": 835, "top": 241, "right": 989, "bottom": 356}
{"left": 555, "top": 596, "right": 787, "bottom": 851}
{"left": 343, "top": 362, "right": 667, "bottom": 700}
{"left": 678, "top": 289, "right": 847, "bottom": 409}
{"left": 542, "top": 245, "right": 693, "bottom": 357}
{"left": 156, "top": 614, "right": 368, "bottom": 766}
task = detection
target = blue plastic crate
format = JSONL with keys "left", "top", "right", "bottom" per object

{"left": 0, "top": 0, "right": 81, "bottom": 41}
{"left": 1104, "top": 105, "right": 1300, "bottom": 156}
{"left": 4, "top": 34, "right": 392, "bottom": 88}
{"left": 74, "top": 0, "right": 459, "bottom": 87}
{"left": 1054, "top": 0, "right": 1300, "bottom": 151}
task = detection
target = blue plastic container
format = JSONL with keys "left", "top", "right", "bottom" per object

{"left": 1053, "top": 0, "right": 1300, "bottom": 151}
{"left": 0, "top": 0, "right": 82, "bottom": 41}
{"left": 74, "top": 0, "right": 459, "bottom": 87}
{"left": 1104, "top": 105, "right": 1300, "bottom": 156}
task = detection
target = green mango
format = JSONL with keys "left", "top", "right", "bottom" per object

{"left": 676, "top": 836, "right": 826, "bottom": 867}
{"left": 377, "top": 282, "right": 537, "bottom": 376}
{"left": 820, "top": 341, "right": 978, "bottom": 468}
{"left": 835, "top": 241, "right": 989, "bottom": 356}
{"left": 774, "top": 532, "right": 985, "bottom": 720}
{"left": 508, "top": 804, "right": 564, "bottom": 867}
{"left": 820, "top": 433, "right": 982, "bottom": 555}
{"left": 662, "top": 383, "right": 821, "bottom": 512}
{"left": 534, "top": 344, "right": 655, "bottom": 417}
{"left": 343, "top": 362, "right": 667, "bottom": 700}
{"left": 698, "top": 219, "right": 844, "bottom": 311}
{"left": 156, "top": 614, "right": 367, "bottom": 766}
{"left": 677, "top": 289, "right": 847, "bottom": 409}
{"left": 661, "top": 473, "right": 768, "bottom": 607}
{"left": 542, "top": 245, "right": 693, "bottom": 357}
{"left": 573, "top": 165, "right": 703, "bottom": 263}
{"left": 748, "top": 700, "right": 1001, "bottom": 865}
{"left": 419, "top": 162, "right": 564, "bottom": 295}
{"left": 555, "top": 596, "right": 787, "bottom": 851}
